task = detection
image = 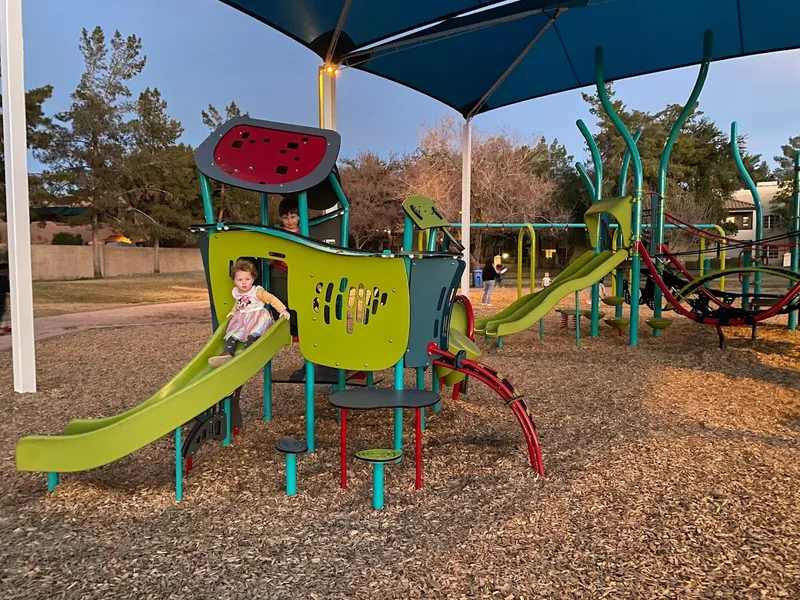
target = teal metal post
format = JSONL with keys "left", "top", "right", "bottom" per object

{"left": 259, "top": 192, "right": 271, "bottom": 292}
{"left": 372, "top": 463, "right": 385, "bottom": 510}
{"left": 263, "top": 360, "right": 273, "bottom": 421}
{"left": 393, "top": 366, "right": 403, "bottom": 452}
{"left": 305, "top": 361, "right": 315, "bottom": 451}
{"left": 285, "top": 454, "right": 297, "bottom": 496}
{"left": 47, "top": 472, "right": 58, "bottom": 491}
{"left": 432, "top": 368, "right": 440, "bottom": 413}
{"left": 539, "top": 319, "right": 544, "bottom": 340}
{"left": 654, "top": 31, "right": 712, "bottom": 336}
{"left": 259, "top": 192, "right": 273, "bottom": 419}
{"left": 617, "top": 132, "right": 641, "bottom": 320}
{"left": 596, "top": 46, "right": 643, "bottom": 346}
{"left": 576, "top": 119, "right": 603, "bottom": 338}
{"left": 732, "top": 121, "right": 763, "bottom": 295}
{"left": 742, "top": 251, "right": 751, "bottom": 310}
{"left": 416, "top": 367, "right": 425, "bottom": 431}
{"left": 175, "top": 426, "right": 182, "bottom": 501}
{"left": 366, "top": 371, "right": 374, "bottom": 388}
{"left": 223, "top": 397, "right": 231, "bottom": 446}
{"left": 393, "top": 215, "right": 415, "bottom": 452}
{"left": 338, "top": 369, "right": 346, "bottom": 391}
{"left": 327, "top": 172, "right": 350, "bottom": 246}
{"left": 703, "top": 258, "right": 711, "bottom": 288}
{"left": 199, "top": 173, "right": 215, "bottom": 223}
{"left": 298, "top": 191, "right": 310, "bottom": 236}
{"left": 790, "top": 152, "right": 800, "bottom": 332}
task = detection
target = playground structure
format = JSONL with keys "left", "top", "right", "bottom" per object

{"left": 468, "top": 30, "right": 800, "bottom": 349}
{"left": 10, "top": 19, "right": 800, "bottom": 507}
{"left": 15, "top": 118, "right": 545, "bottom": 503}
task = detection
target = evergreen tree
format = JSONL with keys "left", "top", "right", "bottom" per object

{"left": 122, "top": 88, "right": 200, "bottom": 272}
{"left": 581, "top": 87, "right": 767, "bottom": 223}
{"left": 771, "top": 135, "right": 800, "bottom": 223}
{"left": 0, "top": 66, "right": 54, "bottom": 209}
{"left": 200, "top": 102, "right": 259, "bottom": 223}
{"left": 36, "top": 26, "right": 146, "bottom": 277}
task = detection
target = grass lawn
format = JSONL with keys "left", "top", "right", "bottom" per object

{"left": 32, "top": 272, "right": 210, "bottom": 317}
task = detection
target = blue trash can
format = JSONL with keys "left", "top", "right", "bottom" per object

{"left": 472, "top": 269, "right": 483, "bottom": 288}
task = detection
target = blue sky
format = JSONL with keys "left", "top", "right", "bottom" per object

{"left": 22, "top": 0, "right": 800, "bottom": 172}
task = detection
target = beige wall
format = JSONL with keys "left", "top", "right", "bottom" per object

{"left": 31, "top": 246, "right": 203, "bottom": 280}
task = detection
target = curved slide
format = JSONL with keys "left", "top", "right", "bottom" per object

{"left": 475, "top": 250, "right": 598, "bottom": 335}
{"left": 479, "top": 249, "right": 629, "bottom": 338}
{"left": 16, "top": 318, "right": 292, "bottom": 473}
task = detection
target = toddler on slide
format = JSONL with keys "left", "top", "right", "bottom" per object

{"left": 209, "top": 259, "right": 290, "bottom": 367}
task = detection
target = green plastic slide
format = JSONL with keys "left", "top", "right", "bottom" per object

{"left": 16, "top": 318, "right": 292, "bottom": 473}
{"left": 475, "top": 249, "right": 599, "bottom": 335}
{"left": 484, "top": 249, "right": 629, "bottom": 338}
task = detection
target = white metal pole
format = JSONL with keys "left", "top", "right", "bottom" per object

{"left": 1, "top": 0, "right": 36, "bottom": 392}
{"left": 460, "top": 120, "right": 472, "bottom": 294}
{"left": 318, "top": 66, "right": 337, "bottom": 131}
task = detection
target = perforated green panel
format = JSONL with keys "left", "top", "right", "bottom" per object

{"left": 207, "top": 230, "right": 410, "bottom": 371}
{"left": 403, "top": 195, "right": 450, "bottom": 230}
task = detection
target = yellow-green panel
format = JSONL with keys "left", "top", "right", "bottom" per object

{"left": 403, "top": 195, "right": 450, "bottom": 230}
{"left": 208, "top": 230, "right": 411, "bottom": 371}
{"left": 584, "top": 196, "right": 633, "bottom": 248}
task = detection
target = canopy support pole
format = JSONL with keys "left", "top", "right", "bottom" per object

{"left": 1, "top": 0, "right": 37, "bottom": 392}
{"left": 460, "top": 120, "right": 472, "bottom": 295}
{"left": 318, "top": 66, "right": 337, "bottom": 131}
{"left": 325, "top": 0, "right": 352, "bottom": 65}
{"left": 466, "top": 8, "right": 566, "bottom": 120}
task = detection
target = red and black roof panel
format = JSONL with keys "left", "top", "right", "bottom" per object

{"left": 194, "top": 117, "right": 341, "bottom": 195}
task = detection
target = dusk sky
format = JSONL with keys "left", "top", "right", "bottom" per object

{"left": 21, "top": 0, "right": 800, "bottom": 172}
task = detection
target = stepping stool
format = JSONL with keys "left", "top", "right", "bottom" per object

{"left": 276, "top": 438, "right": 307, "bottom": 496}
{"left": 601, "top": 296, "right": 625, "bottom": 307}
{"left": 604, "top": 317, "right": 630, "bottom": 337}
{"left": 355, "top": 449, "right": 402, "bottom": 510}
{"left": 645, "top": 317, "right": 673, "bottom": 331}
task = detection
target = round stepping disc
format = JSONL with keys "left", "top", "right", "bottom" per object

{"left": 355, "top": 449, "right": 402, "bottom": 463}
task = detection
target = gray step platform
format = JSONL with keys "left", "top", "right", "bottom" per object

{"left": 329, "top": 388, "right": 440, "bottom": 410}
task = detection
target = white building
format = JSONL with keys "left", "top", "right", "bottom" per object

{"left": 724, "top": 181, "right": 790, "bottom": 265}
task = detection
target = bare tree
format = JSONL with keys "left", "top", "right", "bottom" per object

{"left": 401, "top": 117, "right": 564, "bottom": 264}
{"left": 662, "top": 187, "right": 716, "bottom": 254}
{"left": 338, "top": 152, "right": 407, "bottom": 249}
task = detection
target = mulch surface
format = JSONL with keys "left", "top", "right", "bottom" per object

{"left": 1, "top": 289, "right": 798, "bottom": 598}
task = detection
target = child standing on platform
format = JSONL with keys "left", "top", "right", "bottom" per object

{"left": 278, "top": 197, "right": 300, "bottom": 234}
{"left": 541, "top": 272, "right": 552, "bottom": 289}
{"left": 209, "top": 259, "right": 290, "bottom": 367}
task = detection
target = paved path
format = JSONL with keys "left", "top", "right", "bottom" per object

{"left": 0, "top": 301, "right": 212, "bottom": 351}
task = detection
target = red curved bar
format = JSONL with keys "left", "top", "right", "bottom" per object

{"left": 639, "top": 243, "right": 800, "bottom": 326}
{"left": 429, "top": 342, "right": 544, "bottom": 477}
{"left": 454, "top": 294, "right": 475, "bottom": 340}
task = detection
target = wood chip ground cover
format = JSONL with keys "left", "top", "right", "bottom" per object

{"left": 1, "top": 289, "right": 798, "bottom": 598}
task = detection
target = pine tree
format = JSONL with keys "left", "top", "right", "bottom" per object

{"left": 199, "top": 102, "right": 259, "bottom": 223}
{"left": 0, "top": 66, "right": 54, "bottom": 209}
{"left": 36, "top": 26, "right": 146, "bottom": 278}
{"left": 122, "top": 88, "right": 200, "bottom": 272}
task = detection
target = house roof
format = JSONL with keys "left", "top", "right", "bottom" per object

{"left": 724, "top": 198, "right": 756, "bottom": 211}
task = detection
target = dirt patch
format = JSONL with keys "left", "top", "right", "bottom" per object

{"left": 1, "top": 299, "right": 798, "bottom": 598}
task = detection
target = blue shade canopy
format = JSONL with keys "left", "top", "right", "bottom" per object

{"left": 221, "top": 0, "right": 800, "bottom": 118}
{"left": 218, "top": 0, "right": 510, "bottom": 59}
